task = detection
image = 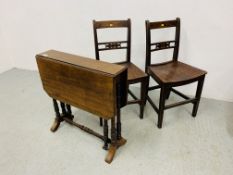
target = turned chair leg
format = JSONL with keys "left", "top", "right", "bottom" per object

{"left": 157, "top": 85, "right": 167, "bottom": 128}
{"left": 192, "top": 76, "right": 205, "bottom": 117}
{"left": 139, "top": 77, "right": 149, "bottom": 119}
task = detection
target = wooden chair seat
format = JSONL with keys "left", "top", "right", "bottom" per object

{"left": 118, "top": 62, "right": 148, "bottom": 83}
{"left": 148, "top": 61, "right": 207, "bottom": 85}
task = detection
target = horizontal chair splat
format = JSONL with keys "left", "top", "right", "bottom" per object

{"left": 98, "top": 47, "right": 128, "bottom": 51}
{"left": 94, "top": 20, "right": 129, "bottom": 28}
{"left": 149, "top": 20, "right": 177, "bottom": 29}
{"left": 98, "top": 41, "right": 128, "bottom": 50}
{"left": 150, "top": 40, "right": 176, "bottom": 46}
{"left": 98, "top": 41, "right": 127, "bottom": 45}
{"left": 150, "top": 40, "right": 176, "bottom": 51}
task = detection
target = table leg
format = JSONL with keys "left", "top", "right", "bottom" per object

{"left": 116, "top": 108, "right": 121, "bottom": 140}
{"left": 103, "top": 119, "right": 109, "bottom": 150}
{"left": 51, "top": 99, "right": 62, "bottom": 132}
{"left": 105, "top": 113, "right": 126, "bottom": 163}
{"left": 105, "top": 117, "right": 117, "bottom": 163}
{"left": 66, "top": 104, "right": 74, "bottom": 120}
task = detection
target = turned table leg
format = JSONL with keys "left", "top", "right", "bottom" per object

{"left": 66, "top": 104, "right": 74, "bottom": 120}
{"left": 116, "top": 108, "right": 126, "bottom": 147}
{"left": 105, "top": 117, "right": 117, "bottom": 163}
{"left": 116, "top": 108, "right": 121, "bottom": 140}
{"left": 51, "top": 99, "right": 62, "bottom": 132}
{"left": 105, "top": 109, "right": 126, "bottom": 163}
{"left": 103, "top": 119, "right": 109, "bottom": 150}
{"left": 60, "top": 102, "right": 66, "bottom": 117}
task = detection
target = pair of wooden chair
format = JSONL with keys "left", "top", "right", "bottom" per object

{"left": 93, "top": 18, "right": 207, "bottom": 128}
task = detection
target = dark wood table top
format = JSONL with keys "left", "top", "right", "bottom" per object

{"left": 37, "top": 50, "right": 126, "bottom": 77}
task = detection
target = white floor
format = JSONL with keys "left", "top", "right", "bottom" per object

{"left": 0, "top": 68, "right": 233, "bottom": 175}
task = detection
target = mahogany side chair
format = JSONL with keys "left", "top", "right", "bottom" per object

{"left": 93, "top": 19, "right": 149, "bottom": 126}
{"left": 145, "top": 18, "right": 207, "bottom": 128}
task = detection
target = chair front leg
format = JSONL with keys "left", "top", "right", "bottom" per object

{"left": 192, "top": 76, "right": 205, "bottom": 117}
{"left": 158, "top": 85, "right": 167, "bottom": 128}
{"left": 139, "top": 76, "right": 149, "bottom": 119}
